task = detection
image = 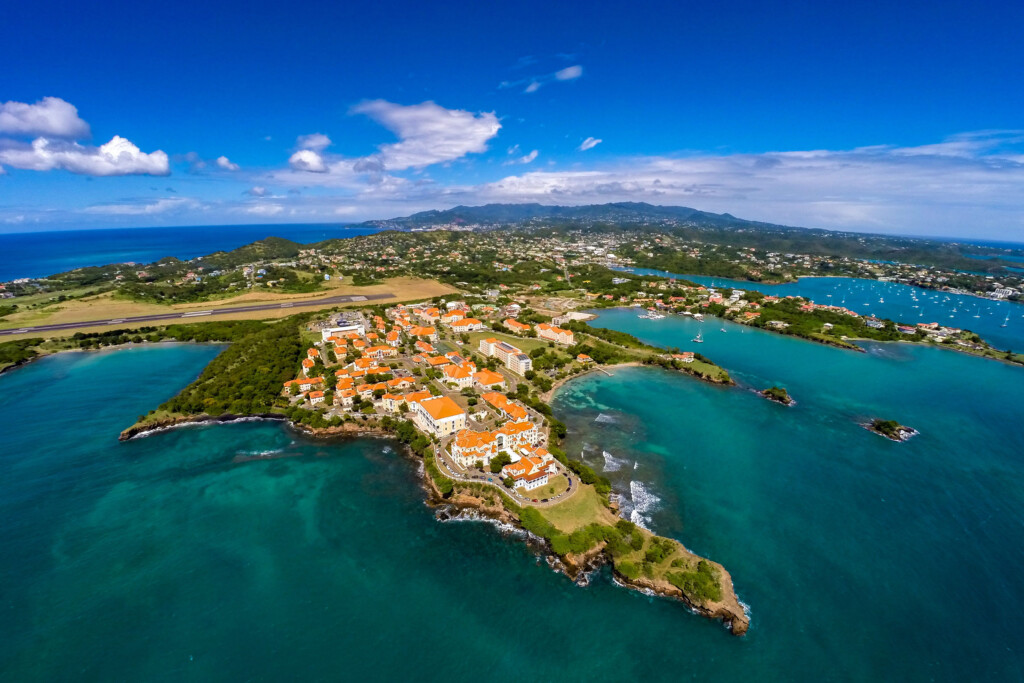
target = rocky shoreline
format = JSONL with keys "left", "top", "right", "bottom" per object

{"left": 120, "top": 411, "right": 751, "bottom": 635}
{"left": 863, "top": 419, "right": 919, "bottom": 443}
{"left": 424, "top": 469, "right": 750, "bottom": 635}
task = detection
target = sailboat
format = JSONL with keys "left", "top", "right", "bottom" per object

{"left": 1002, "top": 313, "right": 1010, "bottom": 328}
{"left": 692, "top": 331, "right": 704, "bottom": 343}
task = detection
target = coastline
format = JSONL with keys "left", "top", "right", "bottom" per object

{"left": 118, "top": 403, "right": 750, "bottom": 635}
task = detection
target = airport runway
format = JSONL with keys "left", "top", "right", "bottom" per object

{"left": 0, "top": 293, "right": 393, "bottom": 336}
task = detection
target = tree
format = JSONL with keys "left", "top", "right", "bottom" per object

{"left": 503, "top": 476, "right": 515, "bottom": 488}
{"left": 489, "top": 453, "right": 512, "bottom": 474}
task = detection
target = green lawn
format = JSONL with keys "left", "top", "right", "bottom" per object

{"left": 467, "top": 329, "right": 550, "bottom": 353}
{"left": 542, "top": 484, "right": 617, "bottom": 533}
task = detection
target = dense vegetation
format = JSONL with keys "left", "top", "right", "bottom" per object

{"left": 0, "top": 337, "right": 43, "bottom": 369}
{"left": 154, "top": 318, "right": 303, "bottom": 417}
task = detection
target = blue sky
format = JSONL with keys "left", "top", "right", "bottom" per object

{"left": 2, "top": 0, "right": 1023, "bottom": 239}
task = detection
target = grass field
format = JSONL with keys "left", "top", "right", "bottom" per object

{"left": 542, "top": 484, "right": 617, "bottom": 533}
{"left": 465, "top": 329, "right": 551, "bottom": 353}
{"left": 0, "top": 277, "right": 457, "bottom": 339}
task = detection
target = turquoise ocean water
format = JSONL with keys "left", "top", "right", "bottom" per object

{"left": 2, "top": 323, "right": 1023, "bottom": 680}
{"left": 617, "top": 266, "right": 1024, "bottom": 351}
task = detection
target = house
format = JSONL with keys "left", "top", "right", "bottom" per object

{"left": 576, "top": 354, "right": 593, "bottom": 364}
{"left": 501, "top": 456, "right": 553, "bottom": 491}
{"left": 363, "top": 345, "right": 398, "bottom": 360}
{"left": 504, "top": 318, "right": 531, "bottom": 334}
{"left": 307, "top": 348, "right": 320, "bottom": 360}
{"left": 449, "top": 420, "right": 540, "bottom": 468}
{"left": 410, "top": 326, "right": 438, "bottom": 342}
{"left": 336, "top": 389, "right": 356, "bottom": 406}
{"left": 535, "top": 323, "right": 574, "bottom": 345}
{"left": 441, "top": 310, "right": 466, "bottom": 325}
{"left": 473, "top": 369, "right": 506, "bottom": 390}
{"left": 451, "top": 317, "right": 484, "bottom": 333}
{"left": 382, "top": 389, "right": 431, "bottom": 414}
{"left": 481, "top": 392, "right": 529, "bottom": 422}
{"left": 308, "top": 391, "right": 325, "bottom": 405}
{"left": 414, "top": 340, "right": 435, "bottom": 354}
{"left": 441, "top": 363, "right": 475, "bottom": 388}
{"left": 385, "top": 330, "right": 401, "bottom": 347}
{"left": 672, "top": 352, "right": 695, "bottom": 363}
{"left": 301, "top": 358, "right": 314, "bottom": 376}
{"left": 426, "top": 355, "right": 451, "bottom": 368}
{"left": 413, "top": 396, "right": 467, "bottom": 437}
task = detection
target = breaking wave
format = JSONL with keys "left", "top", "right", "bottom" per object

{"left": 627, "top": 480, "right": 662, "bottom": 530}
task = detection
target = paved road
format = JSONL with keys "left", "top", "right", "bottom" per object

{"left": 435, "top": 443, "right": 578, "bottom": 508}
{"left": 0, "top": 293, "right": 394, "bottom": 336}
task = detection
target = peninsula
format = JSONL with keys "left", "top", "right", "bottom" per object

{"left": 7, "top": 203, "right": 1024, "bottom": 635}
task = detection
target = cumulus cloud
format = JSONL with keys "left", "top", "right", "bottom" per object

{"left": 288, "top": 148, "right": 328, "bottom": 173}
{"left": 245, "top": 186, "right": 268, "bottom": 197}
{"left": 296, "top": 133, "right": 332, "bottom": 151}
{"left": 351, "top": 99, "right": 501, "bottom": 171}
{"left": 0, "top": 136, "right": 169, "bottom": 176}
{"left": 0, "top": 97, "right": 91, "bottom": 138}
{"left": 215, "top": 155, "right": 239, "bottom": 170}
{"left": 579, "top": 136, "right": 602, "bottom": 151}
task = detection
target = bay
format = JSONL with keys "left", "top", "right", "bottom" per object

{"left": 618, "top": 266, "right": 1024, "bottom": 351}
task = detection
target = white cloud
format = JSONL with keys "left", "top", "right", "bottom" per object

{"left": 296, "top": 133, "right": 332, "bottom": 151}
{"left": 215, "top": 155, "right": 239, "bottom": 170}
{"left": 245, "top": 186, "right": 268, "bottom": 197}
{"left": 245, "top": 203, "right": 284, "bottom": 215}
{"left": 505, "top": 149, "right": 539, "bottom": 165}
{"left": 351, "top": 100, "right": 501, "bottom": 171}
{"left": 84, "top": 197, "right": 195, "bottom": 215}
{"left": 579, "top": 137, "right": 602, "bottom": 151}
{"left": 0, "top": 135, "right": 169, "bottom": 176}
{"left": 502, "top": 64, "right": 584, "bottom": 93}
{"left": 0, "top": 97, "right": 90, "bottom": 138}
{"left": 554, "top": 65, "right": 583, "bottom": 81}
{"left": 288, "top": 148, "right": 328, "bottom": 173}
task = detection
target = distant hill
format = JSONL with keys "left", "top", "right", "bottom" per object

{"left": 362, "top": 202, "right": 758, "bottom": 230}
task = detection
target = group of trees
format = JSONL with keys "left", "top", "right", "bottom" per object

{"left": 157, "top": 318, "right": 303, "bottom": 417}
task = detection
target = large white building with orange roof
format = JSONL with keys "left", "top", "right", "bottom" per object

{"left": 413, "top": 395, "right": 467, "bottom": 436}
{"left": 535, "top": 323, "right": 574, "bottom": 345}
{"left": 451, "top": 317, "right": 484, "bottom": 333}
{"left": 449, "top": 420, "right": 541, "bottom": 468}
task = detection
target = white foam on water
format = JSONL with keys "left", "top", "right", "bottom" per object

{"left": 629, "top": 480, "right": 662, "bottom": 529}
{"left": 594, "top": 413, "right": 617, "bottom": 424}
{"left": 602, "top": 450, "right": 623, "bottom": 472}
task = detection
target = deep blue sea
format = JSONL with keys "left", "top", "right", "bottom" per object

{"left": 2, "top": 320, "right": 1023, "bottom": 680}
{"left": 618, "top": 266, "right": 1024, "bottom": 351}
{"left": 0, "top": 224, "right": 382, "bottom": 281}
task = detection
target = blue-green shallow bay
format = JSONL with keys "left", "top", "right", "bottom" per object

{"left": 2, "top": 332, "right": 1023, "bottom": 680}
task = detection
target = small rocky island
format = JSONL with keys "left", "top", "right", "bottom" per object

{"left": 761, "top": 386, "right": 794, "bottom": 406}
{"left": 864, "top": 418, "right": 918, "bottom": 442}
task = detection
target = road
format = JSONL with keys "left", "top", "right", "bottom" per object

{"left": 0, "top": 293, "right": 394, "bottom": 337}
{"left": 434, "top": 442, "right": 578, "bottom": 508}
